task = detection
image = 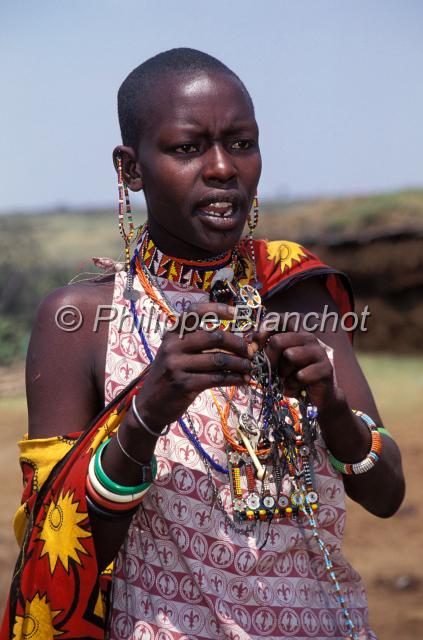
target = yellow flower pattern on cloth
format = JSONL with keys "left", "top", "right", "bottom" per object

{"left": 266, "top": 240, "right": 307, "bottom": 274}
{"left": 12, "top": 593, "right": 62, "bottom": 639}
{"left": 37, "top": 489, "right": 91, "bottom": 574}
{"left": 13, "top": 434, "right": 77, "bottom": 546}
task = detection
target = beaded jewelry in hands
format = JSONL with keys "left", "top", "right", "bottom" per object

{"left": 128, "top": 232, "right": 363, "bottom": 639}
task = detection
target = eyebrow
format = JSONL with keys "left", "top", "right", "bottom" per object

{"left": 159, "top": 118, "right": 257, "bottom": 133}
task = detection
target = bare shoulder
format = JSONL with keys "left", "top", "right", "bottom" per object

{"left": 37, "top": 273, "right": 115, "bottom": 321}
{"left": 27, "top": 274, "right": 116, "bottom": 438}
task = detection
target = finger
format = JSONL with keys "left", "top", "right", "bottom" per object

{"left": 253, "top": 321, "right": 312, "bottom": 351}
{"left": 172, "top": 302, "right": 236, "bottom": 333}
{"left": 179, "top": 328, "right": 253, "bottom": 358}
{"left": 278, "top": 344, "right": 326, "bottom": 373}
{"left": 187, "top": 302, "right": 236, "bottom": 320}
{"left": 184, "top": 352, "right": 253, "bottom": 375}
{"left": 296, "top": 361, "right": 333, "bottom": 386}
{"left": 263, "top": 332, "right": 318, "bottom": 369}
{"left": 190, "top": 370, "right": 250, "bottom": 392}
{"left": 251, "top": 313, "right": 306, "bottom": 348}
{"left": 281, "top": 374, "right": 303, "bottom": 398}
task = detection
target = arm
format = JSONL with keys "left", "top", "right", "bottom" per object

{"left": 26, "top": 279, "right": 128, "bottom": 569}
{"left": 95, "top": 302, "right": 254, "bottom": 568}
{"left": 263, "top": 277, "right": 405, "bottom": 517}
{"left": 28, "top": 292, "right": 253, "bottom": 570}
{"left": 27, "top": 282, "right": 110, "bottom": 439}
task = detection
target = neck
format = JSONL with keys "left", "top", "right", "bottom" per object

{"left": 135, "top": 224, "right": 235, "bottom": 291}
{"left": 147, "top": 216, "right": 238, "bottom": 261}
{"left": 147, "top": 226, "right": 231, "bottom": 263}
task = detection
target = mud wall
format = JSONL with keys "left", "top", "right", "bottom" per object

{"left": 305, "top": 231, "right": 423, "bottom": 352}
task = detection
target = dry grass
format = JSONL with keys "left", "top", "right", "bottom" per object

{"left": 259, "top": 190, "right": 423, "bottom": 242}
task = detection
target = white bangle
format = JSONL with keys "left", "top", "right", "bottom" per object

{"left": 131, "top": 395, "right": 170, "bottom": 437}
{"left": 88, "top": 456, "right": 151, "bottom": 503}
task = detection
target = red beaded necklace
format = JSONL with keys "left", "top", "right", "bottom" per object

{"left": 138, "top": 225, "right": 237, "bottom": 292}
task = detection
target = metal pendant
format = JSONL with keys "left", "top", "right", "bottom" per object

{"left": 233, "top": 498, "right": 246, "bottom": 512}
{"left": 263, "top": 495, "right": 275, "bottom": 509}
{"left": 239, "top": 413, "right": 257, "bottom": 434}
{"left": 124, "top": 287, "right": 140, "bottom": 301}
{"left": 239, "top": 284, "right": 262, "bottom": 308}
{"left": 246, "top": 493, "right": 261, "bottom": 510}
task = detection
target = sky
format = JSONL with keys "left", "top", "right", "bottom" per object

{"left": 1, "top": 0, "right": 422, "bottom": 212}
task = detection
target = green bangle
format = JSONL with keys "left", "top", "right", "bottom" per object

{"left": 94, "top": 439, "right": 157, "bottom": 496}
{"left": 377, "top": 427, "right": 394, "bottom": 439}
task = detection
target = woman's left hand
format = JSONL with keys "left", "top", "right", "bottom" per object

{"left": 252, "top": 315, "right": 340, "bottom": 412}
{"left": 258, "top": 279, "right": 405, "bottom": 519}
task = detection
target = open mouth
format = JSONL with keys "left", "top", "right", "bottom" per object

{"left": 198, "top": 201, "right": 234, "bottom": 218}
{"left": 195, "top": 194, "right": 240, "bottom": 221}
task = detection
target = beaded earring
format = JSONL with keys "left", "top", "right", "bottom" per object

{"left": 248, "top": 193, "right": 259, "bottom": 233}
{"left": 247, "top": 193, "right": 261, "bottom": 289}
{"left": 116, "top": 155, "right": 138, "bottom": 300}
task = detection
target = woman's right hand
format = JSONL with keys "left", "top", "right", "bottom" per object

{"left": 133, "top": 302, "right": 255, "bottom": 432}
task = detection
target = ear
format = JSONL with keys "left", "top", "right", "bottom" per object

{"left": 112, "top": 145, "right": 143, "bottom": 192}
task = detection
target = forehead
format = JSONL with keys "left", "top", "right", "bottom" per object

{"left": 145, "top": 71, "right": 255, "bottom": 133}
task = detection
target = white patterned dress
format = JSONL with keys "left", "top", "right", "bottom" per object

{"left": 105, "top": 270, "right": 376, "bottom": 640}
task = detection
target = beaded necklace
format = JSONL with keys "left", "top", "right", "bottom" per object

{"left": 132, "top": 247, "right": 318, "bottom": 524}
{"left": 129, "top": 235, "right": 359, "bottom": 639}
{"left": 139, "top": 225, "right": 236, "bottom": 291}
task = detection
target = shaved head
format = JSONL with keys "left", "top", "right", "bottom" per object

{"left": 118, "top": 47, "right": 254, "bottom": 151}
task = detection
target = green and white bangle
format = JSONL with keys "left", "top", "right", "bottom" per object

{"left": 88, "top": 455, "right": 152, "bottom": 503}
{"left": 93, "top": 438, "right": 157, "bottom": 495}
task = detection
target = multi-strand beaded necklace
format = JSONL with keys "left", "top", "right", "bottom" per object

{"left": 127, "top": 226, "right": 359, "bottom": 639}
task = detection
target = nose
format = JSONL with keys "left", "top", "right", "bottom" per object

{"left": 202, "top": 143, "right": 237, "bottom": 185}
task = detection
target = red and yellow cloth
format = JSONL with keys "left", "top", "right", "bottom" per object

{"left": 1, "top": 240, "right": 352, "bottom": 639}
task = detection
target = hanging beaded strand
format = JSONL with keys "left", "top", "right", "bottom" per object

{"left": 116, "top": 155, "right": 136, "bottom": 297}
{"left": 247, "top": 193, "right": 260, "bottom": 288}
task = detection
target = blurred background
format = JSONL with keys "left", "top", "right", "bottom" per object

{"left": 1, "top": 1, "right": 422, "bottom": 636}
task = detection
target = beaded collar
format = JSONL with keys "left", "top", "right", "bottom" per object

{"left": 138, "top": 225, "right": 237, "bottom": 292}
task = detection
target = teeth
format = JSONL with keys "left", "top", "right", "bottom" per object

{"left": 208, "top": 201, "right": 232, "bottom": 208}
{"left": 204, "top": 207, "right": 233, "bottom": 218}
{"left": 199, "top": 201, "right": 234, "bottom": 217}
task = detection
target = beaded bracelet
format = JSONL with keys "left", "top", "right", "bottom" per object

{"left": 377, "top": 426, "right": 393, "bottom": 439}
{"left": 88, "top": 456, "right": 152, "bottom": 503}
{"left": 94, "top": 439, "right": 157, "bottom": 495}
{"left": 328, "top": 410, "right": 382, "bottom": 475}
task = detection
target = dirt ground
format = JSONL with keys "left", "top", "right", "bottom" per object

{"left": 0, "top": 356, "right": 422, "bottom": 639}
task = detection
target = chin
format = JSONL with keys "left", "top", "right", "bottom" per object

{"left": 199, "top": 228, "right": 244, "bottom": 256}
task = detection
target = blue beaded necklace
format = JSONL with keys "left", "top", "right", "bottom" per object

{"left": 129, "top": 251, "right": 229, "bottom": 476}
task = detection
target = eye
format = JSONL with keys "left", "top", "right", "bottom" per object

{"left": 231, "top": 140, "right": 254, "bottom": 151}
{"left": 173, "top": 144, "right": 199, "bottom": 154}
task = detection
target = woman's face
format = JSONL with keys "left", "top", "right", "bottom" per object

{"left": 123, "top": 71, "right": 261, "bottom": 258}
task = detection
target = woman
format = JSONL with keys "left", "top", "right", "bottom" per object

{"left": 3, "top": 48, "right": 404, "bottom": 640}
